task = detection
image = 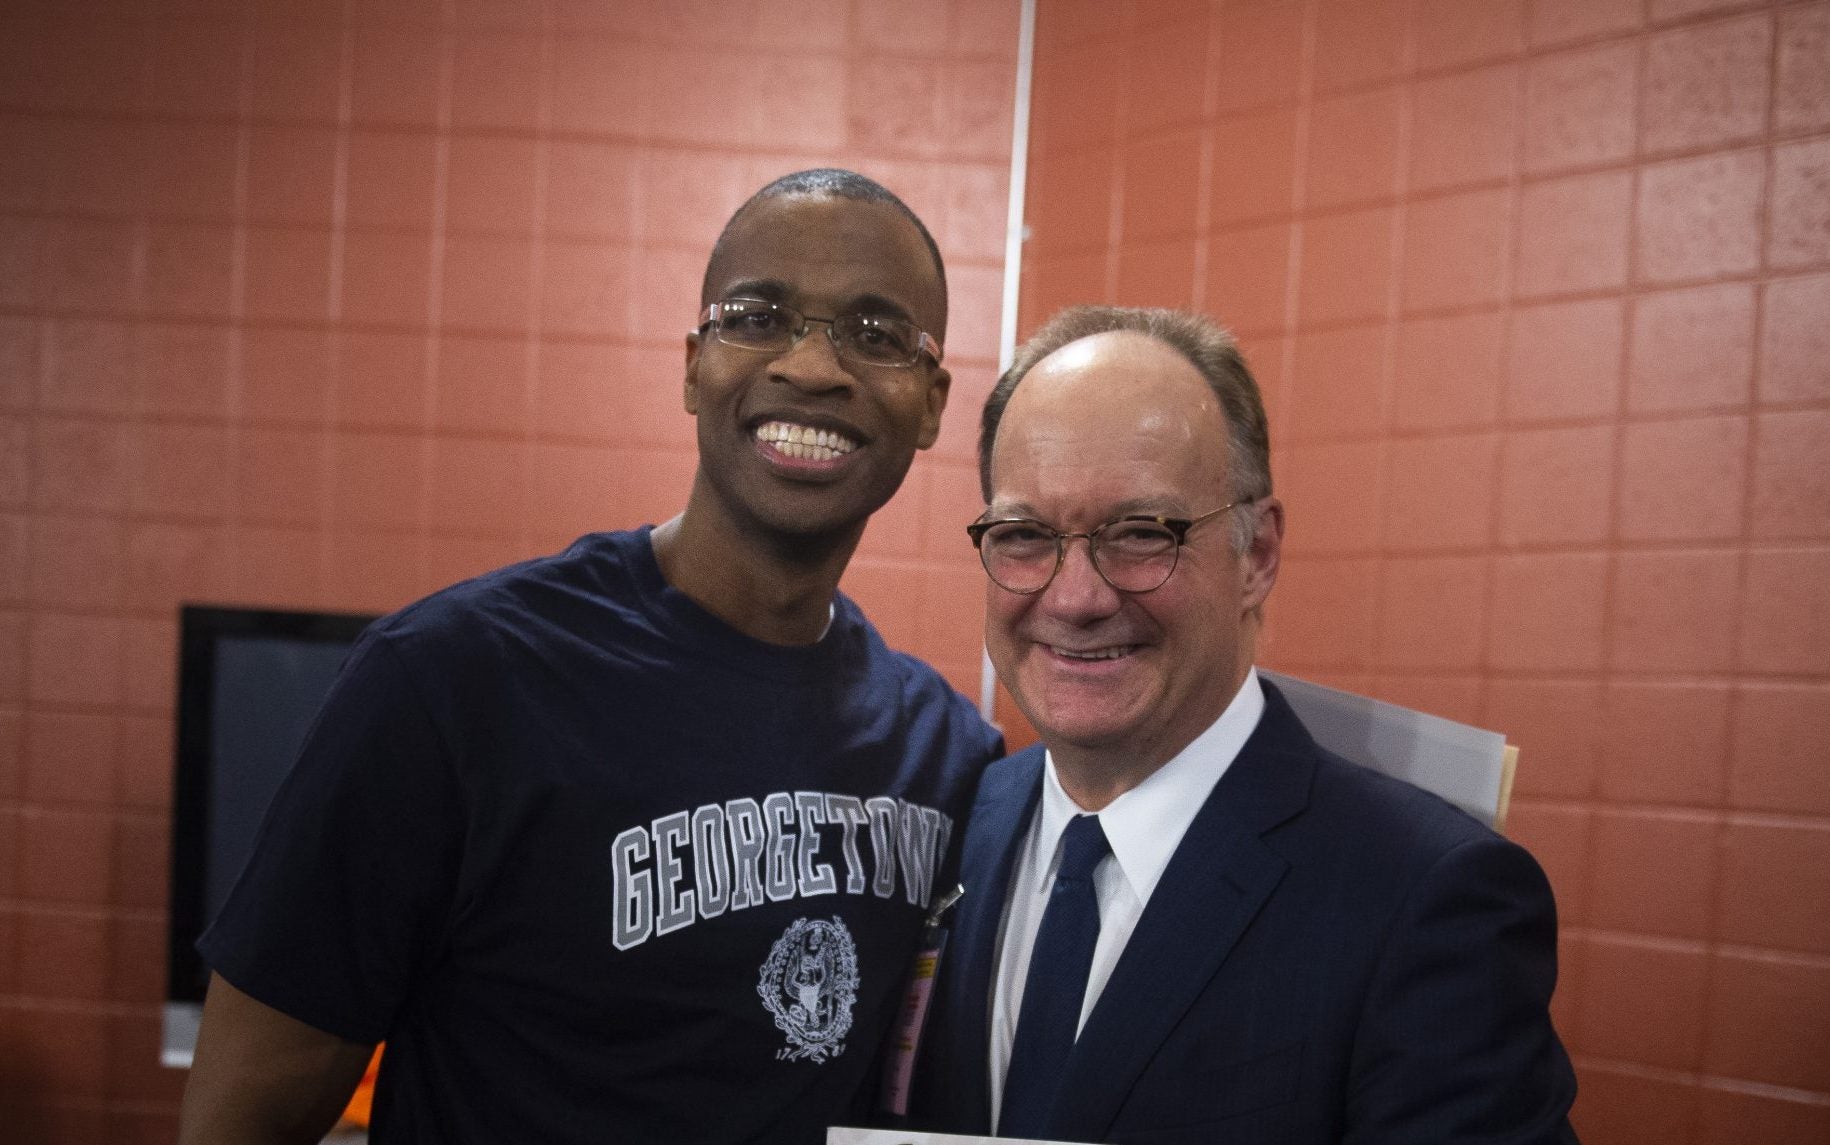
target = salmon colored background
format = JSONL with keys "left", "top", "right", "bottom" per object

{"left": 0, "top": 0, "right": 1017, "bottom": 1138}
{"left": 998, "top": 1, "right": 1830, "bottom": 1143}
{"left": 2, "top": 0, "right": 1827, "bottom": 1142}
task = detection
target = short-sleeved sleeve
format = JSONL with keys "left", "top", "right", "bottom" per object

{"left": 198, "top": 631, "right": 466, "bottom": 1044}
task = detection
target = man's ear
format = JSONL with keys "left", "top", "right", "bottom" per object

{"left": 1240, "top": 496, "right": 1284, "bottom": 614}
{"left": 683, "top": 330, "right": 702, "bottom": 415}
{"left": 914, "top": 366, "right": 952, "bottom": 450}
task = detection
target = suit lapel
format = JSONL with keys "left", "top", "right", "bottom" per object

{"left": 936, "top": 746, "right": 1044, "bottom": 1130}
{"left": 1051, "top": 686, "right": 1318, "bottom": 1138}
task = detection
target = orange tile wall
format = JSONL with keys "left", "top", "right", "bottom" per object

{"left": 1010, "top": 0, "right": 1830, "bottom": 1141}
{"left": 0, "top": 0, "right": 1018, "bottom": 1138}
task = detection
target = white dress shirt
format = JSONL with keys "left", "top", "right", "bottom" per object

{"left": 986, "top": 668, "right": 1266, "bottom": 1127}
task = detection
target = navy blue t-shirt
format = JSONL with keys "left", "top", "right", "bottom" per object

{"left": 201, "top": 527, "right": 1003, "bottom": 1143}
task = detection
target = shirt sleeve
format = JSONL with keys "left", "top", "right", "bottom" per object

{"left": 198, "top": 630, "right": 467, "bottom": 1045}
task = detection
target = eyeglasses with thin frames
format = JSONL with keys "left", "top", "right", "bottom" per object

{"left": 966, "top": 502, "right": 1251, "bottom": 595}
{"left": 698, "top": 298, "right": 943, "bottom": 368}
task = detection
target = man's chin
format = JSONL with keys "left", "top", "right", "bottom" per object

{"left": 733, "top": 475, "right": 905, "bottom": 542}
{"left": 1012, "top": 686, "right": 1148, "bottom": 757}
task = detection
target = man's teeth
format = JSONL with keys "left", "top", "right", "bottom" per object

{"left": 756, "top": 421, "right": 859, "bottom": 462}
{"left": 1055, "top": 646, "right": 1135, "bottom": 661}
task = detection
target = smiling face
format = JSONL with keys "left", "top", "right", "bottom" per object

{"left": 984, "top": 331, "right": 1281, "bottom": 788}
{"left": 683, "top": 193, "right": 950, "bottom": 552}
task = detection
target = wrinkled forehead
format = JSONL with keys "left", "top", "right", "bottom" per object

{"left": 702, "top": 194, "right": 946, "bottom": 328}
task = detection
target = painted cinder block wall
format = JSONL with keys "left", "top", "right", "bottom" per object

{"left": 0, "top": 0, "right": 1018, "bottom": 1138}
{"left": 1006, "top": 0, "right": 1830, "bottom": 1142}
{"left": 5, "top": 0, "right": 1827, "bottom": 1141}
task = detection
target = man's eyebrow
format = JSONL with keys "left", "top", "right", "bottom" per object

{"left": 844, "top": 292, "right": 914, "bottom": 321}
{"left": 983, "top": 500, "right": 1038, "bottom": 520}
{"left": 982, "top": 498, "right": 1190, "bottom": 522}
{"left": 720, "top": 278, "right": 791, "bottom": 302}
{"left": 716, "top": 282, "right": 914, "bottom": 322}
{"left": 1110, "top": 498, "right": 1190, "bottom": 518}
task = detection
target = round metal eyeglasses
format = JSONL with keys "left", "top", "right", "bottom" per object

{"left": 699, "top": 298, "right": 943, "bottom": 368}
{"left": 966, "top": 502, "right": 1250, "bottom": 595}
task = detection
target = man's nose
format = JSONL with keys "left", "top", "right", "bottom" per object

{"left": 1039, "top": 536, "right": 1123, "bottom": 620}
{"left": 770, "top": 321, "right": 854, "bottom": 392}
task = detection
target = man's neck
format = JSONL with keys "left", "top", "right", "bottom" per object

{"left": 1048, "top": 756, "right": 1149, "bottom": 813}
{"left": 650, "top": 508, "right": 861, "bottom": 647}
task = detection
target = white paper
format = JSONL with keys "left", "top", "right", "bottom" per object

{"left": 1261, "top": 671, "right": 1509, "bottom": 826}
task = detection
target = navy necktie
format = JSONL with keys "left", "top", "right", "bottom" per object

{"left": 999, "top": 813, "right": 1111, "bottom": 1138}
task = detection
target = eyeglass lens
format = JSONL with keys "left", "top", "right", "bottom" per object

{"left": 711, "top": 299, "right": 924, "bottom": 366}
{"left": 978, "top": 520, "right": 1182, "bottom": 594}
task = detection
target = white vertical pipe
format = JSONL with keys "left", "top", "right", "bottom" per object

{"left": 981, "top": 0, "right": 1038, "bottom": 724}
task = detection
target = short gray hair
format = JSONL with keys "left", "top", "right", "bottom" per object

{"left": 980, "top": 305, "right": 1272, "bottom": 551}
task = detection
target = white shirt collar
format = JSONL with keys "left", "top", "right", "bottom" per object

{"left": 1034, "top": 668, "right": 1265, "bottom": 904}
{"left": 987, "top": 670, "right": 1268, "bottom": 1123}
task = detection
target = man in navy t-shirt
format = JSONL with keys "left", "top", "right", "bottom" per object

{"left": 177, "top": 169, "right": 1003, "bottom": 1145}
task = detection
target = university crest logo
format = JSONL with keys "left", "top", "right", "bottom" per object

{"left": 758, "top": 916, "right": 859, "bottom": 1063}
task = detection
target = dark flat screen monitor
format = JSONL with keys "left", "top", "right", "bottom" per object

{"left": 163, "top": 605, "right": 376, "bottom": 1067}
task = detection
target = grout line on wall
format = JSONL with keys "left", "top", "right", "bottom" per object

{"left": 511, "top": 21, "right": 557, "bottom": 558}
{"left": 412, "top": 23, "right": 454, "bottom": 583}
{"left": 217, "top": 10, "right": 258, "bottom": 589}
{"left": 1696, "top": 13, "right": 1791, "bottom": 1079}
{"left": 1276, "top": 0, "right": 1319, "bottom": 426}
{"left": 1187, "top": 6, "right": 1225, "bottom": 315}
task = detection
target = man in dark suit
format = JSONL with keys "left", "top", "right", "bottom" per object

{"left": 910, "top": 305, "right": 1578, "bottom": 1143}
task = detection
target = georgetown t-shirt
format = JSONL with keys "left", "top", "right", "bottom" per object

{"left": 202, "top": 528, "right": 1002, "bottom": 1143}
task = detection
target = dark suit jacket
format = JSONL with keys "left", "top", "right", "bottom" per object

{"left": 909, "top": 681, "right": 1578, "bottom": 1144}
